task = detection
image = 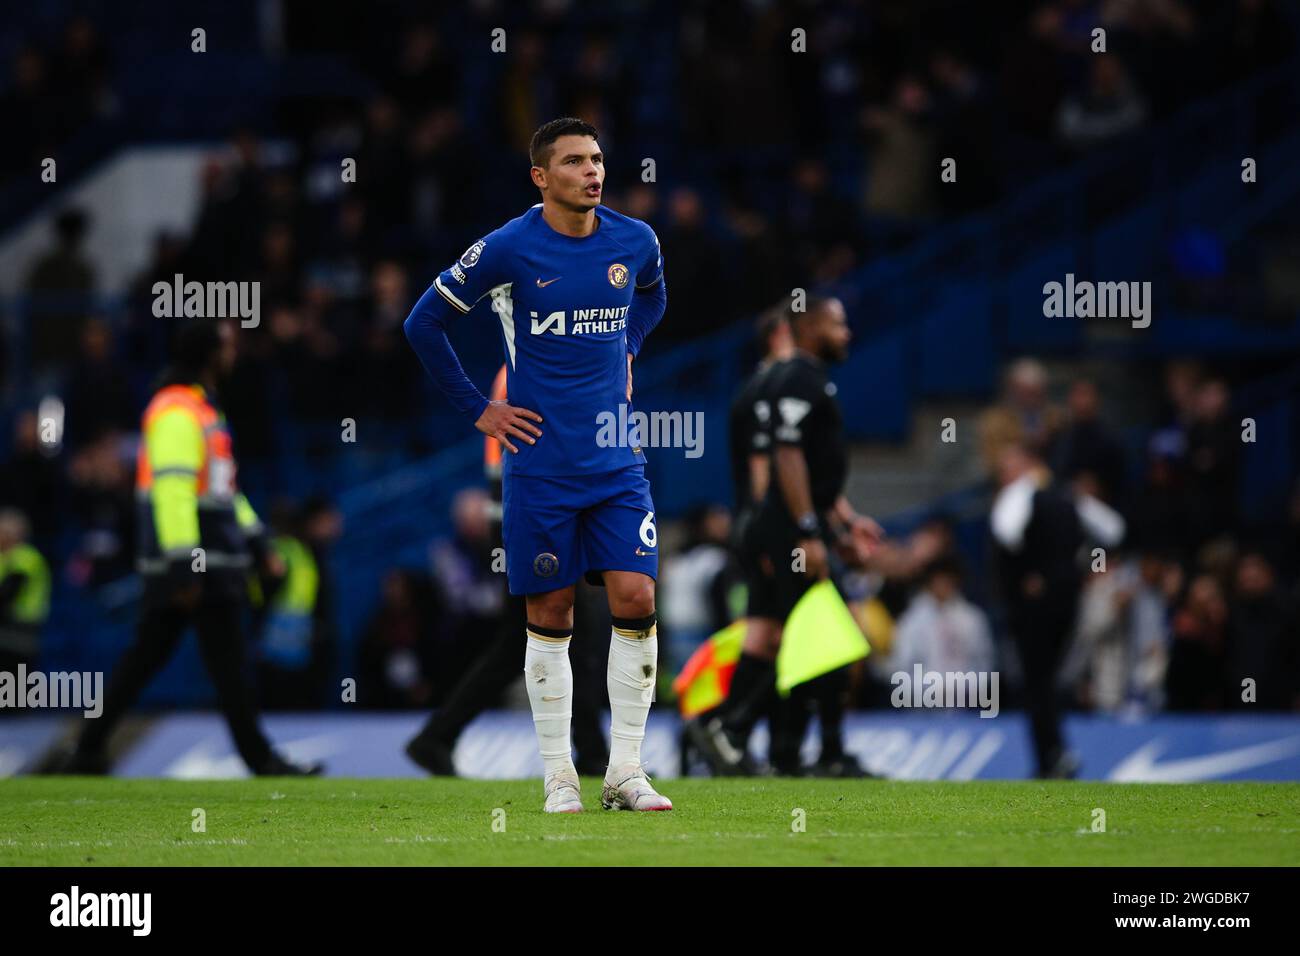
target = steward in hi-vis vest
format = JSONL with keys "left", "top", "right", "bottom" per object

{"left": 254, "top": 495, "right": 341, "bottom": 712}
{"left": 135, "top": 382, "right": 267, "bottom": 598}
{"left": 0, "top": 508, "right": 50, "bottom": 672}
{"left": 54, "top": 320, "right": 322, "bottom": 777}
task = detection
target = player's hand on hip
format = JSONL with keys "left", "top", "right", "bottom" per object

{"left": 475, "top": 400, "right": 542, "bottom": 454}
{"left": 798, "top": 537, "right": 830, "bottom": 579}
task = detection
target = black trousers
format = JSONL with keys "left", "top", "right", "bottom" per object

{"left": 78, "top": 594, "right": 274, "bottom": 771}
{"left": 411, "top": 589, "right": 607, "bottom": 768}
{"left": 769, "top": 667, "right": 850, "bottom": 769}
{"left": 0, "top": 646, "right": 34, "bottom": 718}
{"left": 1010, "top": 598, "right": 1077, "bottom": 776}
{"left": 257, "top": 662, "right": 323, "bottom": 711}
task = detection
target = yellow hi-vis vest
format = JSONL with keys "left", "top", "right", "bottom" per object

{"left": 0, "top": 542, "right": 51, "bottom": 625}
{"left": 260, "top": 535, "right": 319, "bottom": 668}
{"left": 134, "top": 383, "right": 263, "bottom": 584}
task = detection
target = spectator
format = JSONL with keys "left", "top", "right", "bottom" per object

{"left": 1052, "top": 379, "right": 1128, "bottom": 504}
{"left": 25, "top": 208, "right": 96, "bottom": 382}
{"left": 1183, "top": 378, "right": 1241, "bottom": 548}
{"left": 0, "top": 411, "right": 61, "bottom": 550}
{"left": 1166, "top": 573, "right": 1230, "bottom": 710}
{"left": 660, "top": 188, "right": 728, "bottom": 340}
{"left": 787, "top": 159, "right": 858, "bottom": 278}
{"left": 979, "top": 359, "right": 1064, "bottom": 474}
{"left": 428, "top": 488, "right": 505, "bottom": 698}
{"left": 256, "top": 498, "right": 343, "bottom": 710}
{"left": 64, "top": 431, "right": 135, "bottom": 588}
{"left": 1224, "top": 551, "right": 1299, "bottom": 710}
{"left": 661, "top": 504, "right": 742, "bottom": 669}
{"left": 50, "top": 15, "right": 116, "bottom": 130}
{"left": 62, "top": 319, "right": 137, "bottom": 448}
{"left": 0, "top": 509, "right": 51, "bottom": 677}
{"left": 862, "top": 76, "right": 937, "bottom": 230}
{"left": 1064, "top": 549, "right": 1169, "bottom": 713}
{"left": 888, "top": 557, "right": 995, "bottom": 679}
{"left": 357, "top": 569, "right": 442, "bottom": 709}
{"left": 358, "top": 261, "right": 423, "bottom": 423}
{"left": 1056, "top": 55, "right": 1147, "bottom": 151}
{"left": 386, "top": 22, "right": 458, "bottom": 115}
{"left": 723, "top": 199, "right": 791, "bottom": 320}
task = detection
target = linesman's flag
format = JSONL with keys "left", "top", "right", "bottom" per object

{"left": 776, "top": 580, "right": 870, "bottom": 695}
{"left": 672, "top": 620, "right": 745, "bottom": 718}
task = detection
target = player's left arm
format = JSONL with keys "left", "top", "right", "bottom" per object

{"left": 624, "top": 228, "right": 667, "bottom": 398}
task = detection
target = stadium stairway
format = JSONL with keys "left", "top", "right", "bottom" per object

{"left": 845, "top": 401, "right": 988, "bottom": 518}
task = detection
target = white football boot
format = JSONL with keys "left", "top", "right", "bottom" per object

{"left": 601, "top": 763, "right": 673, "bottom": 811}
{"left": 543, "top": 769, "right": 584, "bottom": 813}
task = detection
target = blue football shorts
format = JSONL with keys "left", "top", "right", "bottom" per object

{"left": 501, "top": 463, "right": 658, "bottom": 595}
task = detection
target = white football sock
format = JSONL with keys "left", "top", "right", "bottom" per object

{"left": 524, "top": 628, "right": 574, "bottom": 777}
{"left": 607, "top": 619, "right": 658, "bottom": 771}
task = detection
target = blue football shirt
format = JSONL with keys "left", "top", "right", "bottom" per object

{"left": 426, "top": 204, "right": 664, "bottom": 477}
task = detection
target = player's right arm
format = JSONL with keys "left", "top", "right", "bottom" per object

{"left": 769, "top": 369, "right": 828, "bottom": 579}
{"left": 773, "top": 444, "right": 827, "bottom": 579}
{"left": 403, "top": 233, "right": 542, "bottom": 451}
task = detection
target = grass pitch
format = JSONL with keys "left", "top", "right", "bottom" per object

{"left": 2, "top": 777, "right": 1297, "bottom": 866}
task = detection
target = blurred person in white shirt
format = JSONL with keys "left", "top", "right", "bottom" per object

{"left": 889, "top": 556, "right": 995, "bottom": 678}
{"left": 1063, "top": 548, "right": 1170, "bottom": 714}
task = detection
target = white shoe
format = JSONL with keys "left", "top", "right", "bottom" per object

{"left": 543, "top": 769, "right": 584, "bottom": 813}
{"left": 601, "top": 763, "right": 673, "bottom": 811}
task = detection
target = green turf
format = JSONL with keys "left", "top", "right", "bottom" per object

{"left": 2, "top": 777, "right": 1297, "bottom": 866}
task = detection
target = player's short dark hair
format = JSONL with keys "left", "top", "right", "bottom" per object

{"left": 530, "top": 117, "right": 598, "bottom": 168}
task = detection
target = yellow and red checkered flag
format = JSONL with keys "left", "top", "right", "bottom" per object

{"left": 672, "top": 620, "right": 746, "bottom": 718}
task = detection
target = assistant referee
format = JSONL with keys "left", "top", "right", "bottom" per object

{"left": 690, "top": 296, "right": 881, "bottom": 776}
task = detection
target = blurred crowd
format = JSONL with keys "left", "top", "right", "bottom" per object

{"left": 974, "top": 358, "right": 1300, "bottom": 712}
{"left": 659, "top": 357, "right": 1300, "bottom": 714}
{"left": 6, "top": 0, "right": 1296, "bottom": 377}
{"left": 0, "top": 2, "right": 1296, "bottom": 713}
{"left": 0, "top": 14, "right": 116, "bottom": 181}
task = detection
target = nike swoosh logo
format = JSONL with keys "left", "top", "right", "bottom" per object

{"left": 1108, "top": 735, "right": 1300, "bottom": 782}
{"left": 541, "top": 695, "right": 564, "bottom": 702}
{"left": 536, "top": 276, "right": 562, "bottom": 287}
